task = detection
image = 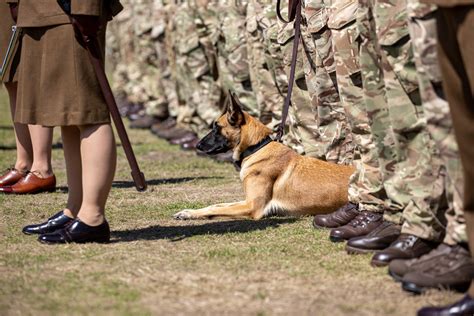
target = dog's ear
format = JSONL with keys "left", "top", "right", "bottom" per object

{"left": 227, "top": 92, "right": 245, "bottom": 127}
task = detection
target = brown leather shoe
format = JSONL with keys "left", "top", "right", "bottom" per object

{"left": 329, "top": 211, "right": 383, "bottom": 242}
{"left": 169, "top": 132, "right": 198, "bottom": 145}
{"left": 0, "top": 168, "right": 26, "bottom": 187}
{"left": 156, "top": 127, "right": 191, "bottom": 141}
{"left": 401, "top": 244, "right": 474, "bottom": 294}
{"left": 0, "top": 172, "right": 56, "bottom": 194}
{"left": 389, "top": 243, "right": 454, "bottom": 282}
{"left": 313, "top": 202, "right": 359, "bottom": 229}
{"left": 371, "top": 234, "right": 438, "bottom": 267}
{"left": 346, "top": 221, "right": 401, "bottom": 254}
{"left": 129, "top": 114, "right": 165, "bottom": 129}
{"left": 151, "top": 117, "right": 177, "bottom": 135}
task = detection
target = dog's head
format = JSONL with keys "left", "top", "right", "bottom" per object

{"left": 196, "top": 92, "right": 246, "bottom": 155}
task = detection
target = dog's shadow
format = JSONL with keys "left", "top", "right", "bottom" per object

{"left": 111, "top": 218, "right": 298, "bottom": 242}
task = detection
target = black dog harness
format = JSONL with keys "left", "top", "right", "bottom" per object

{"left": 233, "top": 136, "right": 274, "bottom": 171}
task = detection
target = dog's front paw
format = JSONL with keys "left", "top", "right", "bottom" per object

{"left": 173, "top": 210, "right": 195, "bottom": 220}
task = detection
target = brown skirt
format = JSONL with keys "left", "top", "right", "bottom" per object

{"left": 0, "top": 4, "right": 20, "bottom": 83}
{"left": 15, "top": 23, "right": 110, "bottom": 126}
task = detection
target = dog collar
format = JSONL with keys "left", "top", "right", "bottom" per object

{"left": 233, "top": 136, "right": 273, "bottom": 170}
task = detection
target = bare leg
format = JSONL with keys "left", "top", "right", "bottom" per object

{"left": 76, "top": 123, "right": 116, "bottom": 226}
{"left": 28, "top": 124, "right": 54, "bottom": 178}
{"left": 61, "top": 126, "right": 83, "bottom": 218}
{"left": 5, "top": 82, "right": 32, "bottom": 172}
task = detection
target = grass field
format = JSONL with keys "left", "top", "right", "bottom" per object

{"left": 0, "top": 87, "right": 462, "bottom": 316}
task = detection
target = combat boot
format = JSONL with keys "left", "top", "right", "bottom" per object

{"left": 417, "top": 295, "right": 474, "bottom": 316}
{"left": 329, "top": 211, "right": 383, "bottom": 242}
{"left": 346, "top": 221, "right": 400, "bottom": 254}
{"left": 130, "top": 114, "right": 167, "bottom": 129}
{"left": 151, "top": 117, "right": 177, "bottom": 135}
{"left": 401, "top": 244, "right": 474, "bottom": 294}
{"left": 389, "top": 243, "right": 455, "bottom": 282}
{"left": 313, "top": 202, "right": 359, "bottom": 229}
{"left": 371, "top": 234, "right": 438, "bottom": 267}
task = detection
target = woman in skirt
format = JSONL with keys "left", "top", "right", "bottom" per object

{"left": 16, "top": 0, "right": 123, "bottom": 243}
{"left": 0, "top": 1, "right": 56, "bottom": 194}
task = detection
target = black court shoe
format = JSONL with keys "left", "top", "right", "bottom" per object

{"left": 38, "top": 219, "right": 110, "bottom": 244}
{"left": 22, "top": 211, "right": 74, "bottom": 235}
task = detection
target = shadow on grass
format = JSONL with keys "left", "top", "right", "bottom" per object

{"left": 55, "top": 176, "right": 223, "bottom": 192}
{"left": 111, "top": 218, "right": 298, "bottom": 242}
{"left": 0, "top": 125, "right": 13, "bottom": 130}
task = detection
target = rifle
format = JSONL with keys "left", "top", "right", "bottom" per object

{"left": 58, "top": 0, "right": 147, "bottom": 192}
{"left": 0, "top": 25, "right": 22, "bottom": 82}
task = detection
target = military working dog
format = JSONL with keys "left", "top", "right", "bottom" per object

{"left": 174, "top": 93, "right": 355, "bottom": 220}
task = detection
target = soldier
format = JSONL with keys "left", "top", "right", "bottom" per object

{"left": 276, "top": 0, "right": 353, "bottom": 163}
{"left": 216, "top": 0, "right": 258, "bottom": 116}
{"left": 416, "top": 0, "right": 474, "bottom": 314}
{"left": 17, "top": 0, "right": 122, "bottom": 243}
{"left": 0, "top": 1, "right": 56, "bottom": 195}
{"left": 383, "top": 0, "right": 474, "bottom": 298}
{"left": 170, "top": 0, "right": 221, "bottom": 149}
{"left": 128, "top": 0, "right": 170, "bottom": 130}
{"left": 245, "top": 0, "right": 286, "bottom": 128}
{"left": 316, "top": 0, "right": 448, "bottom": 268}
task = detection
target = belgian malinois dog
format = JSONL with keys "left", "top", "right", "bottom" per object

{"left": 173, "top": 93, "right": 355, "bottom": 220}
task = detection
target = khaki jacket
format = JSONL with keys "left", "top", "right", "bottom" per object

{"left": 6, "top": 0, "right": 123, "bottom": 27}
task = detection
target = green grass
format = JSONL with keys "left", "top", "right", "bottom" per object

{"left": 0, "top": 87, "right": 463, "bottom": 315}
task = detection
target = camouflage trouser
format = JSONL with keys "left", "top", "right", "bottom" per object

{"left": 174, "top": 2, "right": 220, "bottom": 135}
{"left": 195, "top": 0, "right": 223, "bottom": 127}
{"left": 300, "top": 0, "right": 353, "bottom": 164}
{"left": 246, "top": 0, "right": 285, "bottom": 127}
{"left": 108, "top": 0, "right": 133, "bottom": 100}
{"left": 277, "top": 0, "right": 352, "bottom": 163}
{"left": 358, "top": 0, "right": 445, "bottom": 241}
{"left": 407, "top": 0, "right": 466, "bottom": 244}
{"left": 277, "top": 6, "right": 307, "bottom": 154}
{"left": 216, "top": 1, "right": 258, "bottom": 116}
{"left": 329, "top": 0, "right": 385, "bottom": 209}
{"left": 151, "top": 0, "right": 179, "bottom": 118}
{"left": 132, "top": 0, "right": 169, "bottom": 119}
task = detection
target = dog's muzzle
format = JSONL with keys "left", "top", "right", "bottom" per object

{"left": 196, "top": 130, "right": 231, "bottom": 155}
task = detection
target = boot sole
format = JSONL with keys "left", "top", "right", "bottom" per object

{"left": 345, "top": 245, "right": 377, "bottom": 255}
{"left": 39, "top": 239, "right": 110, "bottom": 245}
{"left": 402, "top": 281, "right": 470, "bottom": 295}
{"left": 388, "top": 270, "right": 404, "bottom": 282}
{"left": 329, "top": 235, "right": 346, "bottom": 243}
{"left": 370, "top": 259, "right": 389, "bottom": 267}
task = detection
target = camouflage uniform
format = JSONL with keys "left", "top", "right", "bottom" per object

{"left": 300, "top": 0, "right": 353, "bottom": 164}
{"left": 151, "top": 0, "right": 179, "bottom": 118}
{"left": 357, "top": 0, "right": 445, "bottom": 241}
{"left": 277, "top": 0, "right": 353, "bottom": 163}
{"left": 108, "top": 0, "right": 133, "bottom": 101}
{"left": 246, "top": 0, "right": 286, "bottom": 126}
{"left": 216, "top": 0, "right": 258, "bottom": 115}
{"left": 277, "top": 4, "right": 307, "bottom": 154}
{"left": 174, "top": 0, "right": 221, "bottom": 135}
{"left": 407, "top": 0, "right": 466, "bottom": 244}
{"left": 132, "top": 0, "right": 169, "bottom": 119}
{"left": 328, "top": 0, "right": 386, "bottom": 210}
